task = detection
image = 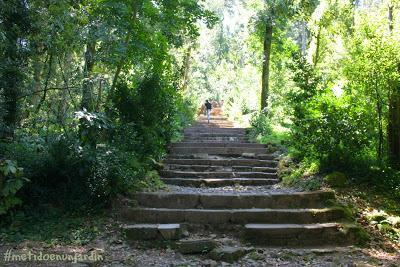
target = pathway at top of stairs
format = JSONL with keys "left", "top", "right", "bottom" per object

{"left": 121, "top": 107, "right": 359, "bottom": 249}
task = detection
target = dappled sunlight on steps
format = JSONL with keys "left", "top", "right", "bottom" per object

{"left": 120, "top": 110, "right": 360, "bottom": 248}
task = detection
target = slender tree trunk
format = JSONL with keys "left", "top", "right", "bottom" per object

{"left": 261, "top": 20, "right": 273, "bottom": 111}
{"left": 374, "top": 81, "right": 384, "bottom": 163}
{"left": 81, "top": 41, "right": 96, "bottom": 111}
{"left": 299, "top": 21, "right": 307, "bottom": 56}
{"left": 109, "top": 3, "right": 139, "bottom": 100}
{"left": 388, "top": 75, "right": 400, "bottom": 165}
{"left": 387, "top": 5, "right": 400, "bottom": 165}
{"left": 313, "top": 25, "right": 322, "bottom": 67}
{"left": 31, "top": 55, "right": 43, "bottom": 106}
{"left": 181, "top": 44, "right": 193, "bottom": 91}
{"left": 1, "top": 1, "right": 29, "bottom": 139}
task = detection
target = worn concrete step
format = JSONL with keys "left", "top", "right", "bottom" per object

{"left": 122, "top": 207, "right": 346, "bottom": 225}
{"left": 161, "top": 178, "right": 279, "bottom": 187}
{"left": 185, "top": 127, "right": 244, "bottom": 131}
{"left": 160, "top": 170, "right": 277, "bottom": 178}
{"left": 194, "top": 125, "right": 235, "bottom": 128}
{"left": 168, "top": 154, "right": 277, "bottom": 160}
{"left": 170, "top": 147, "right": 267, "bottom": 155}
{"left": 171, "top": 142, "right": 266, "bottom": 148}
{"left": 133, "top": 191, "right": 335, "bottom": 209}
{"left": 184, "top": 133, "right": 246, "bottom": 138}
{"left": 185, "top": 127, "right": 247, "bottom": 131}
{"left": 122, "top": 223, "right": 181, "bottom": 241}
{"left": 164, "top": 159, "right": 278, "bottom": 167}
{"left": 164, "top": 164, "right": 277, "bottom": 173}
{"left": 196, "top": 117, "right": 228, "bottom": 121}
{"left": 183, "top": 137, "right": 249, "bottom": 142}
{"left": 194, "top": 122, "right": 234, "bottom": 127}
{"left": 234, "top": 166, "right": 277, "bottom": 172}
{"left": 243, "top": 223, "right": 358, "bottom": 246}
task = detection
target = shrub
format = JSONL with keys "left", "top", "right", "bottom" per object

{"left": 249, "top": 111, "right": 272, "bottom": 139}
{"left": 324, "top": 171, "right": 347, "bottom": 188}
{"left": 0, "top": 160, "right": 29, "bottom": 216}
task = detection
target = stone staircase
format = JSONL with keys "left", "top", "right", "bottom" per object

{"left": 121, "top": 108, "right": 359, "bottom": 248}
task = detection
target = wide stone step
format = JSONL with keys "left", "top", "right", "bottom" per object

{"left": 184, "top": 133, "right": 246, "bottom": 138}
{"left": 122, "top": 223, "right": 181, "bottom": 241}
{"left": 168, "top": 154, "right": 276, "bottom": 160}
{"left": 133, "top": 191, "right": 335, "bottom": 209}
{"left": 185, "top": 127, "right": 247, "bottom": 133}
{"left": 183, "top": 137, "right": 249, "bottom": 142}
{"left": 195, "top": 121, "right": 235, "bottom": 125}
{"left": 161, "top": 178, "right": 279, "bottom": 187}
{"left": 243, "top": 223, "right": 358, "bottom": 246}
{"left": 122, "top": 207, "right": 346, "bottom": 225}
{"left": 164, "top": 164, "right": 277, "bottom": 173}
{"left": 170, "top": 147, "right": 267, "bottom": 155}
{"left": 164, "top": 159, "right": 279, "bottom": 167}
{"left": 160, "top": 170, "right": 277, "bottom": 178}
{"left": 197, "top": 117, "right": 228, "bottom": 121}
{"left": 171, "top": 142, "right": 266, "bottom": 148}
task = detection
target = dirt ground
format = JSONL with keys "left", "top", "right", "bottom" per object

{"left": 0, "top": 218, "right": 399, "bottom": 267}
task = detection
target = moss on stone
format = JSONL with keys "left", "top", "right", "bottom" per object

{"left": 324, "top": 171, "right": 347, "bottom": 188}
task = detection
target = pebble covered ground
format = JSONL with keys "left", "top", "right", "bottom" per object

{"left": 160, "top": 184, "right": 300, "bottom": 194}
{"left": 1, "top": 216, "right": 399, "bottom": 267}
{"left": 1, "top": 233, "right": 399, "bottom": 266}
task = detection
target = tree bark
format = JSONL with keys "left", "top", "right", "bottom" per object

{"left": 313, "top": 24, "right": 322, "bottom": 67}
{"left": 261, "top": 20, "right": 273, "bottom": 111}
{"left": 81, "top": 41, "right": 96, "bottom": 111}
{"left": 388, "top": 5, "right": 400, "bottom": 165}
{"left": 181, "top": 44, "right": 193, "bottom": 91}
{"left": 0, "top": 0, "right": 29, "bottom": 139}
{"left": 299, "top": 21, "right": 307, "bottom": 56}
{"left": 109, "top": 3, "right": 139, "bottom": 100}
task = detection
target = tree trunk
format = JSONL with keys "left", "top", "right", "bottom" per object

{"left": 299, "top": 21, "right": 307, "bottom": 56}
{"left": 313, "top": 25, "right": 322, "bottom": 67}
{"left": 387, "top": 5, "right": 400, "bottom": 165}
{"left": 109, "top": 3, "right": 139, "bottom": 100}
{"left": 81, "top": 41, "right": 96, "bottom": 111}
{"left": 181, "top": 44, "right": 193, "bottom": 91}
{"left": 261, "top": 21, "right": 273, "bottom": 111}
{"left": 388, "top": 76, "right": 400, "bottom": 165}
{"left": 374, "top": 79, "right": 384, "bottom": 163}
{"left": 0, "top": 1, "right": 29, "bottom": 140}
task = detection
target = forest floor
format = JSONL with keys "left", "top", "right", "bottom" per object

{"left": 0, "top": 185, "right": 399, "bottom": 267}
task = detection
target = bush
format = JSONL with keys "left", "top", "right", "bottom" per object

{"left": 0, "top": 160, "right": 29, "bottom": 216}
{"left": 287, "top": 53, "right": 372, "bottom": 170}
{"left": 324, "top": 171, "right": 347, "bottom": 188}
{"left": 249, "top": 111, "right": 272, "bottom": 139}
{"left": 113, "top": 74, "right": 195, "bottom": 161}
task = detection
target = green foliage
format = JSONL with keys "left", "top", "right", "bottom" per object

{"left": 0, "top": 0, "right": 206, "bottom": 225}
{"left": 280, "top": 157, "right": 323, "bottom": 190}
{"left": 249, "top": 111, "right": 272, "bottom": 139}
{"left": 364, "top": 210, "right": 400, "bottom": 243}
{"left": 286, "top": 53, "right": 372, "bottom": 169}
{"left": 0, "top": 209, "right": 105, "bottom": 245}
{"left": 324, "top": 171, "right": 347, "bottom": 188}
{"left": 0, "top": 160, "right": 29, "bottom": 216}
{"left": 113, "top": 74, "right": 194, "bottom": 160}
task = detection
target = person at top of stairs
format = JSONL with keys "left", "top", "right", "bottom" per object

{"left": 205, "top": 99, "right": 212, "bottom": 123}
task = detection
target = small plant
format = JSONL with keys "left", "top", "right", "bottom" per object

{"left": 0, "top": 160, "right": 29, "bottom": 216}
{"left": 249, "top": 111, "right": 272, "bottom": 139}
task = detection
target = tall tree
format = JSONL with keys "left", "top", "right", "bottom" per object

{"left": 0, "top": 0, "right": 30, "bottom": 139}
{"left": 257, "top": 0, "right": 318, "bottom": 111}
{"left": 387, "top": 4, "right": 400, "bottom": 165}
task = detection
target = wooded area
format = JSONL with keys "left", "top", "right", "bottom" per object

{"left": 0, "top": 0, "right": 399, "bottom": 263}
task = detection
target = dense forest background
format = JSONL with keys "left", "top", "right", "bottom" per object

{"left": 0, "top": 0, "right": 399, "bottom": 244}
{"left": 187, "top": 0, "right": 400, "bottom": 199}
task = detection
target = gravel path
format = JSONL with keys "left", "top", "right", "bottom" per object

{"left": 160, "top": 184, "right": 301, "bottom": 194}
